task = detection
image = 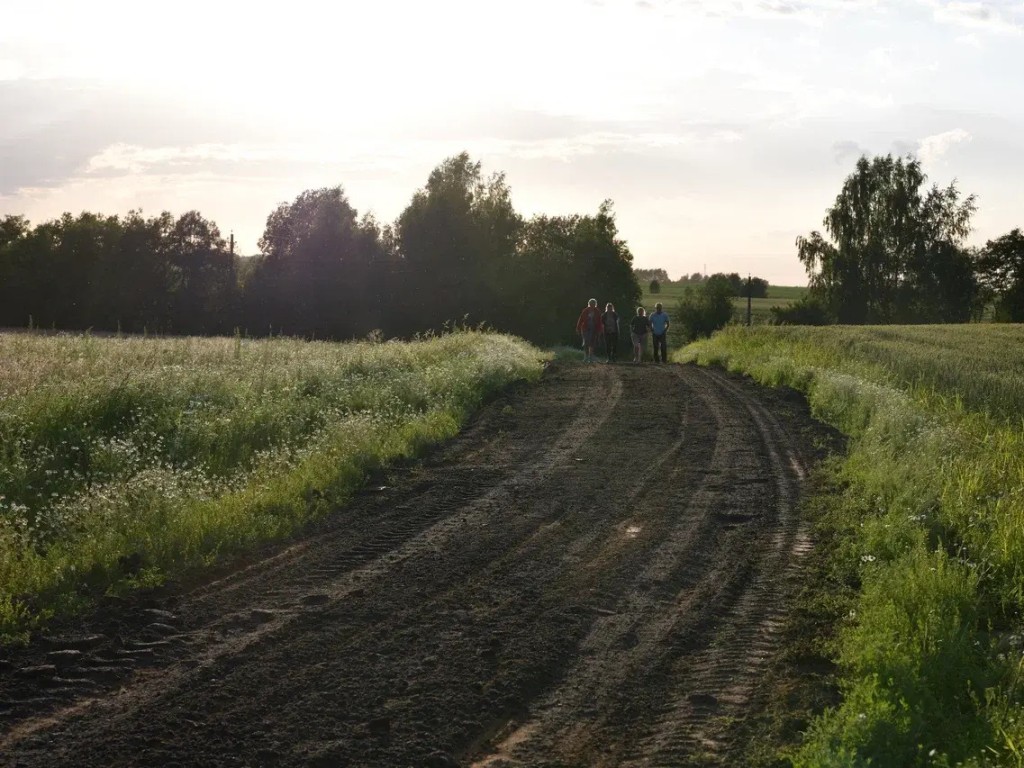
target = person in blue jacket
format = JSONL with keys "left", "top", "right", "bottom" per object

{"left": 649, "top": 302, "right": 670, "bottom": 363}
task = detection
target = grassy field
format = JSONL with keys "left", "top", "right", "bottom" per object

{"left": 0, "top": 331, "right": 545, "bottom": 642}
{"left": 677, "top": 325, "right": 1024, "bottom": 767}
{"left": 641, "top": 283, "right": 808, "bottom": 324}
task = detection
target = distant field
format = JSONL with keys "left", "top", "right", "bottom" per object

{"left": 0, "top": 331, "right": 545, "bottom": 641}
{"left": 641, "top": 282, "right": 808, "bottom": 324}
{"left": 677, "top": 324, "right": 1024, "bottom": 765}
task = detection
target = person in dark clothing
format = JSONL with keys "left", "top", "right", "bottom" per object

{"left": 629, "top": 306, "right": 650, "bottom": 364}
{"left": 649, "top": 302, "right": 670, "bottom": 363}
{"left": 602, "top": 303, "right": 619, "bottom": 362}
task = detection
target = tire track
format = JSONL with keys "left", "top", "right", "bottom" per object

{"left": 467, "top": 366, "right": 791, "bottom": 767}
{"left": 617, "top": 368, "right": 812, "bottom": 766}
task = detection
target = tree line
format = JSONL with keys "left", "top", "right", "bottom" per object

{"left": 0, "top": 153, "right": 641, "bottom": 346}
{"left": 787, "top": 154, "right": 1024, "bottom": 324}
{"left": 640, "top": 270, "right": 769, "bottom": 300}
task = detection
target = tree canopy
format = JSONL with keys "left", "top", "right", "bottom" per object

{"left": 634, "top": 268, "right": 670, "bottom": 284}
{"left": 797, "top": 154, "right": 978, "bottom": 324}
{"left": 977, "top": 228, "right": 1024, "bottom": 322}
{"left": 0, "top": 153, "right": 641, "bottom": 346}
{"left": 671, "top": 280, "right": 734, "bottom": 343}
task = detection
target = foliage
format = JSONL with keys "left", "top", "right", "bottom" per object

{"left": 797, "top": 154, "right": 978, "bottom": 324}
{"left": 671, "top": 280, "right": 734, "bottom": 343}
{"left": 0, "top": 210, "right": 236, "bottom": 335}
{"left": 976, "top": 228, "right": 1024, "bottom": 322}
{"left": 504, "top": 200, "right": 641, "bottom": 346}
{"left": 770, "top": 294, "right": 831, "bottom": 325}
{"left": 634, "top": 267, "right": 670, "bottom": 284}
{"left": 0, "top": 153, "right": 640, "bottom": 348}
{"left": 395, "top": 153, "right": 521, "bottom": 334}
{"left": 245, "top": 187, "right": 389, "bottom": 338}
{"left": 677, "top": 272, "right": 707, "bottom": 284}
{"left": 649, "top": 278, "right": 661, "bottom": 294}
{"left": 677, "top": 324, "right": 1024, "bottom": 766}
{"left": 748, "top": 276, "right": 770, "bottom": 298}
{"left": 0, "top": 331, "right": 545, "bottom": 642}
{"left": 704, "top": 272, "right": 769, "bottom": 298}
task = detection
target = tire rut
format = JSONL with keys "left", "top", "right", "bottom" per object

{"left": 467, "top": 366, "right": 803, "bottom": 767}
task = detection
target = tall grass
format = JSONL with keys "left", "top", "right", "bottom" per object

{"left": 0, "top": 331, "right": 545, "bottom": 643}
{"left": 676, "top": 325, "right": 1024, "bottom": 766}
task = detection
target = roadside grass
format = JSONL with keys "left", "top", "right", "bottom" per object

{"left": 676, "top": 325, "right": 1024, "bottom": 766}
{"left": 0, "top": 330, "right": 546, "bottom": 644}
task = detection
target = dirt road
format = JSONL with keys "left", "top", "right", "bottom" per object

{"left": 0, "top": 362, "right": 835, "bottom": 767}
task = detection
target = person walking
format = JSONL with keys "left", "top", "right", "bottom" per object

{"left": 649, "top": 302, "right": 670, "bottom": 363}
{"left": 629, "top": 306, "right": 650, "bottom": 364}
{"left": 601, "top": 303, "right": 620, "bottom": 362}
{"left": 576, "top": 298, "right": 603, "bottom": 363}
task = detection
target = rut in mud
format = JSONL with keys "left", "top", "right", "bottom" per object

{"left": 0, "top": 362, "right": 836, "bottom": 767}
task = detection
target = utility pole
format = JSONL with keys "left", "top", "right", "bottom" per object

{"left": 229, "top": 232, "right": 235, "bottom": 256}
{"left": 746, "top": 273, "right": 752, "bottom": 327}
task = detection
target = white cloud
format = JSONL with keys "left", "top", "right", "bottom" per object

{"left": 671, "top": 0, "right": 881, "bottom": 18}
{"left": 925, "top": 1, "right": 1024, "bottom": 34}
{"left": 917, "top": 128, "right": 973, "bottom": 165}
{"left": 833, "top": 139, "right": 869, "bottom": 163}
{"left": 670, "top": 0, "right": 1022, "bottom": 33}
{"left": 0, "top": 60, "right": 25, "bottom": 81}
{"left": 955, "top": 32, "right": 984, "bottom": 45}
{"left": 82, "top": 127, "right": 747, "bottom": 181}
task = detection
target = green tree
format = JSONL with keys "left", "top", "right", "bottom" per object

{"left": 635, "top": 268, "right": 669, "bottom": 284}
{"left": 167, "top": 211, "right": 235, "bottom": 333}
{"left": 797, "top": 154, "right": 977, "bottom": 323}
{"left": 748, "top": 277, "right": 769, "bottom": 298}
{"left": 49, "top": 212, "right": 123, "bottom": 328}
{"left": 88, "top": 211, "right": 175, "bottom": 332}
{"left": 0, "top": 215, "right": 33, "bottom": 326}
{"left": 649, "top": 278, "right": 661, "bottom": 294}
{"left": 705, "top": 273, "right": 738, "bottom": 296}
{"left": 396, "top": 153, "right": 522, "bottom": 332}
{"left": 672, "top": 280, "right": 734, "bottom": 343}
{"left": 977, "top": 228, "right": 1024, "bottom": 321}
{"left": 769, "top": 294, "right": 830, "bottom": 325}
{"left": 253, "top": 186, "right": 368, "bottom": 337}
{"left": 505, "top": 202, "right": 640, "bottom": 346}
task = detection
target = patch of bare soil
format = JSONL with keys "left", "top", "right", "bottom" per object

{"left": 0, "top": 362, "right": 838, "bottom": 767}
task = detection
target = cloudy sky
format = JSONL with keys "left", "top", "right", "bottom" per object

{"left": 2, "top": 0, "right": 1022, "bottom": 284}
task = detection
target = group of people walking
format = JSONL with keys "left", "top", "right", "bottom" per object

{"left": 576, "top": 299, "right": 670, "bottom": 364}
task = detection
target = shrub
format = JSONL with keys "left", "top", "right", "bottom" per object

{"left": 770, "top": 294, "right": 832, "bottom": 325}
{"left": 672, "top": 281, "right": 734, "bottom": 342}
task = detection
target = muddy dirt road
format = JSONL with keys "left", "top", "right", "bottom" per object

{"left": 0, "top": 362, "right": 834, "bottom": 767}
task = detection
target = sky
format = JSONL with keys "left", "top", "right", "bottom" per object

{"left": 1, "top": 0, "right": 1022, "bottom": 285}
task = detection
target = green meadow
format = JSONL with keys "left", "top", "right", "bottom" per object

{"left": 678, "top": 324, "right": 1024, "bottom": 767}
{"left": 0, "top": 331, "right": 545, "bottom": 642}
